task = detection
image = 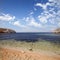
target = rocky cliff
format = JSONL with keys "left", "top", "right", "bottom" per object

{"left": 54, "top": 28, "right": 60, "bottom": 34}
{"left": 0, "top": 28, "right": 16, "bottom": 33}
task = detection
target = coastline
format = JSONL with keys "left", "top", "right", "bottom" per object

{"left": 0, "top": 47, "right": 60, "bottom": 60}
{"left": 0, "top": 39, "right": 60, "bottom": 60}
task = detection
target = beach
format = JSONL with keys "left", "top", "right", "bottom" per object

{"left": 0, "top": 0, "right": 60, "bottom": 59}
{"left": 0, "top": 40, "right": 60, "bottom": 60}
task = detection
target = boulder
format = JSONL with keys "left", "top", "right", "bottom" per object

{"left": 0, "top": 28, "right": 16, "bottom": 33}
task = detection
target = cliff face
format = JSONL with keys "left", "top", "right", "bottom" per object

{"left": 54, "top": 28, "right": 60, "bottom": 34}
{"left": 0, "top": 28, "right": 16, "bottom": 33}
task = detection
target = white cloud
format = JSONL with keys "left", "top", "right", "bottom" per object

{"left": 38, "top": 10, "right": 57, "bottom": 24}
{"left": 0, "top": 13, "right": 15, "bottom": 21}
{"left": 29, "top": 20, "right": 42, "bottom": 27}
{"left": 13, "top": 21, "right": 26, "bottom": 27}
{"left": 38, "top": 10, "right": 55, "bottom": 24}
{"left": 57, "top": 11, "right": 60, "bottom": 16}
{"left": 49, "top": 0, "right": 60, "bottom": 7}
{"left": 26, "top": 16, "right": 42, "bottom": 27}
{"left": 35, "top": 0, "right": 60, "bottom": 28}
{"left": 30, "top": 11, "right": 34, "bottom": 15}
{"left": 35, "top": 3, "right": 47, "bottom": 10}
{"left": 35, "top": 0, "right": 60, "bottom": 10}
{"left": 22, "top": 16, "right": 42, "bottom": 28}
{"left": 58, "top": 23, "right": 60, "bottom": 26}
{"left": 38, "top": 16, "right": 47, "bottom": 23}
{"left": 49, "top": 0, "right": 60, "bottom": 4}
{"left": 24, "top": 16, "right": 31, "bottom": 22}
{"left": 35, "top": 2, "right": 52, "bottom": 10}
{"left": 49, "top": 18, "right": 55, "bottom": 24}
{"left": 13, "top": 21, "right": 20, "bottom": 27}
{"left": 49, "top": 0, "right": 54, "bottom": 2}
{"left": 23, "top": 16, "right": 42, "bottom": 28}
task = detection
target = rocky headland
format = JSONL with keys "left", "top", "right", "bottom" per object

{"left": 0, "top": 28, "right": 16, "bottom": 33}
{"left": 53, "top": 28, "right": 60, "bottom": 34}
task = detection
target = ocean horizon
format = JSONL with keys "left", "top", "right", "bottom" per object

{"left": 0, "top": 32, "right": 60, "bottom": 43}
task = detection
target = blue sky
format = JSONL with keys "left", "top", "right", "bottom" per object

{"left": 0, "top": 0, "right": 60, "bottom": 32}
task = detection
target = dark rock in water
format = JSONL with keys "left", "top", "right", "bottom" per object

{"left": 53, "top": 28, "right": 60, "bottom": 34}
{"left": 0, "top": 28, "right": 16, "bottom": 33}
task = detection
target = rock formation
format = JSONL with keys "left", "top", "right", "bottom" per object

{"left": 54, "top": 28, "right": 60, "bottom": 34}
{"left": 0, "top": 28, "right": 16, "bottom": 33}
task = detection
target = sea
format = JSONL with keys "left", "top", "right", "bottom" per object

{"left": 0, "top": 32, "right": 60, "bottom": 43}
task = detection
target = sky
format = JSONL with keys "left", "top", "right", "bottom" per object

{"left": 0, "top": 0, "right": 60, "bottom": 32}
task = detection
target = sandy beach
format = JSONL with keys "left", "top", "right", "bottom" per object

{"left": 0, "top": 48, "right": 60, "bottom": 60}
{"left": 0, "top": 46, "right": 60, "bottom": 60}
{"left": 0, "top": 40, "right": 60, "bottom": 60}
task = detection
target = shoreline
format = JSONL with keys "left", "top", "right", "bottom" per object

{"left": 0, "top": 39, "right": 60, "bottom": 60}
{"left": 0, "top": 45, "right": 60, "bottom": 56}
{"left": 0, "top": 46, "right": 60, "bottom": 60}
{"left": 0, "top": 39, "right": 60, "bottom": 54}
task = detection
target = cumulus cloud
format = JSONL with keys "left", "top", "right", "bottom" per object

{"left": 38, "top": 10, "right": 55, "bottom": 24}
{"left": 25, "top": 17, "right": 30, "bottom": 22}
{"left": 13, "top": 21, "right": 26, "bottom": 27}
{"left": 35, "top": 0, "right": 60, "bottom": 27}
{"left": 28, "top": 20, "right": 42, "bottom": 27}
{"left": 38, "top": 15, "right": 47, "bottom": 23}
{"left": 0, "top": 13, "right": 15, "bottom": 21}
{"left": 25, "top": 16, "right": 42, "bottom": 27}
{"left": 49, "top": 0, "right": 60, "bottom": 4}
{"left": 0, "top": 13, "right": 26, "bottom": 28}
{"left": 35, "top": 2, "right": 52, "bottom": 10}
{"left": 35, "top": 0, "right": 60, "bottom": 11}
{"left": 13, "top": 21, "right": 20, "bottom": 27}
{"left": 1, "top": 0, "right": 60, "bottom": 31}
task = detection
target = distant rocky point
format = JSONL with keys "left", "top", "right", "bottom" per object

{"left": 0, "top": 28, "right": 16, "bottom": 33}
{"left": 54, "top": 28, "right": 60, "bottom": 34}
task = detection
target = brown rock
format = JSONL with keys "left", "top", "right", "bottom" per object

{"left": 0, "top": 28, "right": 16, "bottom": 33}
{"left": 53, "top": 28, "right": 60, "bottom": 34}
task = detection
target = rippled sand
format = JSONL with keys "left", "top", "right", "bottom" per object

{"left": 0, "top": 47, "right": 60, "bottom": 60}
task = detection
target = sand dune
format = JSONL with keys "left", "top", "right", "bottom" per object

{"left": 0, "top": 47, "right": 60, "bottom": 60}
